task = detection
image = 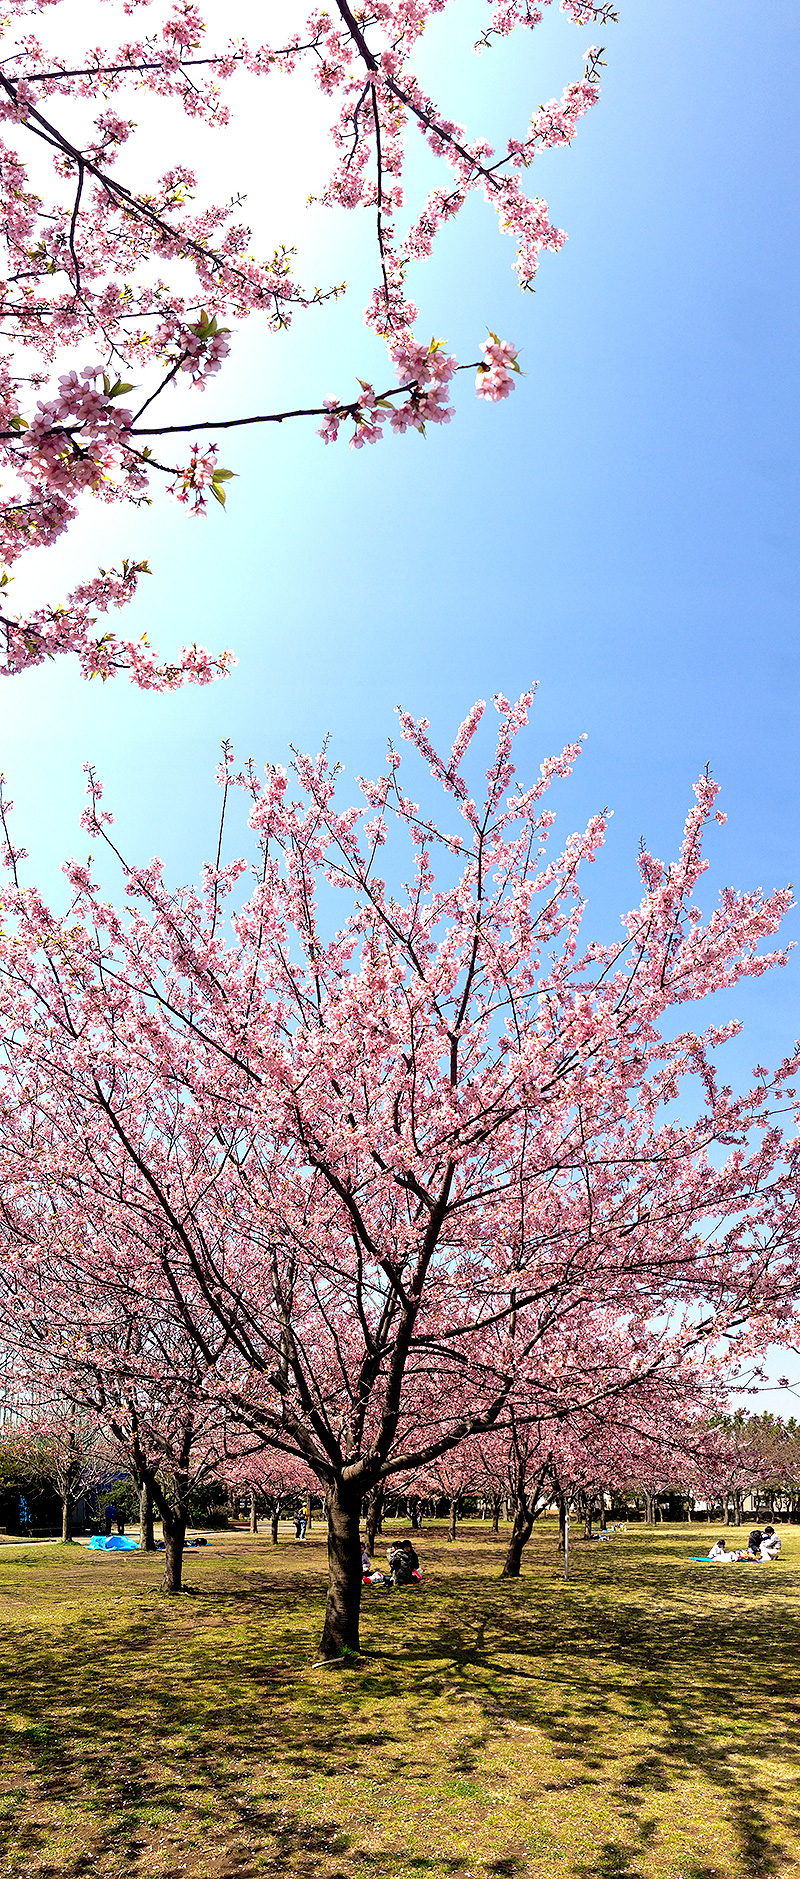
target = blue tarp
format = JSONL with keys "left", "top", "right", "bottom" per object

{"left": 89, "top": 1535, "right": 139, "bottom": 1552}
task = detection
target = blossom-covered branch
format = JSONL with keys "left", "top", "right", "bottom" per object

{"left": 0, "top": 0, "right": 612, "bottom": 685}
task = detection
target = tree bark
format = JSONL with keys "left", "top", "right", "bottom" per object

{"left": 250, "top": 1492, "right": 258, "bottom": 1535}
{"left": 491, "top": 1493, "right": 502, "bottom": 1533}
{"left": 584, "top": 1495, "right": 593, "bottom": 1539}
{"left": 365, "top": 1482, "right": 385, "bottom": 1555}
{"left": 319, "top": 1480, "right": 364, "bottom": 1660}
{"left": 138, "top": 1476, "right": 156, "bottom": 1551}
{"left": 270, "top": 1504, "right": 280, "bottom": 1545}
{"left": 501, "top": 1500, "right": 534, "bottom": 1577}
{"left": 161, "top": 1506, "right": 187, "bottom": 1592}
{"left": 448, "top": 1497, "right": 458, "bottom": 1542}
{"left": 61, "top": 1493, "right": 72, "bottom": 1544}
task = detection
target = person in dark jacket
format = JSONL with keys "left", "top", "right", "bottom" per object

{"left": 747, "top": 1529, "right": 763, "bottom": 1558}
{"left": 386, "top": 1539, "right": 420, "bottom": 1587}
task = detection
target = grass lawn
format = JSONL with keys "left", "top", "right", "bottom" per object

{"left": 0, "top": 1519, "right": 798, "bottom": 1879}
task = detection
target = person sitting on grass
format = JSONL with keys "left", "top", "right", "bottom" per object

{"left": 747, "top": 1528, "right": 764, "bottom": 1558}
{"left": 361, "top": 1542, "right": 372, "bottom": 1578}
{"left": 386, "top": 1538, "right": 420, "bottom": 1588}
{"left": 708, "top": 1538, "right": 729, "bottom": 1560}
{"left": 760, "top": 1525, "right": 782, "bottom": 1560}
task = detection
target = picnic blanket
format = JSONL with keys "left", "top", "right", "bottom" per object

{"left": 690, "top": 1555, "right": 764, "bottom": 1565}
{"left": 89, "top": 1535, "right": 139, "bottom": 1551}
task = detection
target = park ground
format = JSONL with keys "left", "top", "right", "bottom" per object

{"left": 0, "top": 1520, "right": 797, "bottom": 1879}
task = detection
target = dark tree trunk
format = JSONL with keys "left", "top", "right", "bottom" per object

{"left": 270, "top": 1505, "right": 280, "bottom": 1545}
{"left": 448, "top": 1497, "right": 458, "bottom": 1542}
{"left": 409, "top": 1494, "right": 422, "bottom": 1531}
{"left": 61, "top": 1494, "right": 72, "bottom": 1544}
{"left": 365, "top": 1483, "right": 385, "bottom": 1556}
{"left": 501, "top": 1499, "right": 534, "bottom": 1578}
{"left": 644, "top": 1491, "right": 656, "bottom": 1526}
{"left": 249, "top": 1492, "right": 258, "bottom": 1535}
{"left": 161, "top": 1506, "right": 187, "bottom": 1592}
{"left": 139, "top": 1476, "right": 156, "bottom": 1551}
{"left": 599, "top": 1498, "right": 607, "bottom": 1532}
{"left": 584, "top": 1495, "right": 593, "bottom": 1539}
{"left": 491, "top": 1493, "right": 502, "bottom": 1534}
{"left": 319, "top": 1481, "right": 363, "bottom": 1660}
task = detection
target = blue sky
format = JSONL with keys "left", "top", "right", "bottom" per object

{"left": 2, "top": 0, "right": 798, "bottom": 1396}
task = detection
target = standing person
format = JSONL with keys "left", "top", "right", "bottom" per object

{"left": 299, "top": 1509, "right": 308, "bottom": 1539}
{"left": 760, "top": 1526, "right": 782, "bottom": 1560}
{"left": 104, "top": 1503, "right": 115, "bottom": 1539}
{"left": 117, "top": 1508, "right": 125, "bottom": 1536}
{"left": 294, "top": 1511, "right": 302, "bottom": 1539}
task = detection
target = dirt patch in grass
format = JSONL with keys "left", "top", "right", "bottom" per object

{"left": 0, "top": 1521, "right": 797, "bottom": 1879}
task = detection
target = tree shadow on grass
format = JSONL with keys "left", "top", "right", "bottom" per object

{"left": 0, "top": 1532, "right": 798, "bottom": 1877}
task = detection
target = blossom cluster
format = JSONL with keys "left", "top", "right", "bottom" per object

{"left": 166, "top": 441, "right": 232, "bottom": 513}
{"left": 24, "top": 367, "right": 138, "bottom": 496}
{"left": 318, "top": 334, "right": 519, "bottom": 448}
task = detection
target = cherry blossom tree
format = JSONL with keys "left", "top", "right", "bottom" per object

{"left": 407, "top": 1439, "right": 488, "bottom": 1543}
{"left": 690, "top": 1411, "right": 786, "bottom": 1527}
{"left": 0, "top": 0, "right": 612, "bottom": 684}
{"left": 0, "top": 1204, "right": 239, "bottom": 1585}
{"left": 0, "top": 1391, "right": 114, "bottom": 1540}
{"left": 0, "top": 695, "right": 799, "bottom": 1656}
{"left": 221, "top": 1437, "right": 315, "bottom": 1542}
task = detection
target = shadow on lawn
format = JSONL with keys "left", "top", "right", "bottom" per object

{"left": 0, "top": 1531, "right": 798, "bottom": 1877}
{"left": 356, "top": 1536, "right": 800, "bottom": 1878}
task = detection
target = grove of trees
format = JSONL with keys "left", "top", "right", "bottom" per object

{"left": 0, "top": 696, "right": 798, "bottom": 1653}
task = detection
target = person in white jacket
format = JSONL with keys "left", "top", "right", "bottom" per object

{"left": 708, "top": 1539, "right": 730, "bottom": 1560}
{"left": 760, "top": 1526, "right": 782, "bottom": 1560}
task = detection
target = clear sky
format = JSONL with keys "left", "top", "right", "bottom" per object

{"left": 2, "top": 1, "right": 798, "bottom": 1400}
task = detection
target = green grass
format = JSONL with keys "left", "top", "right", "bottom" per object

{"left": 0, "top": 1520, "right": 798, "bottom": 1878}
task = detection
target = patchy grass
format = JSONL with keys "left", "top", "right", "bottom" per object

{"left": 0, "top": 1520, "right": 798, "bottom": 1878}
